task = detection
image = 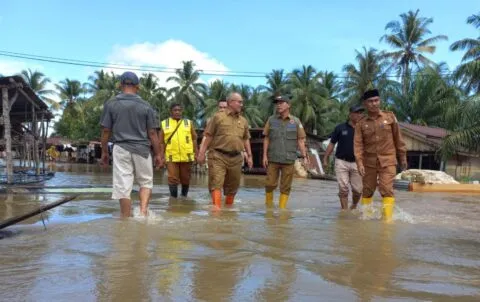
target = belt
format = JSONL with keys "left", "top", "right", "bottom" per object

{"left": 336, "top": 156, "right": 356, "bottom": 163}
{"left": 214, "top": 149, "right": 241, "bottom": 157}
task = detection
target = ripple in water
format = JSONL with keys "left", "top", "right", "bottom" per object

{"left": 358, "top": 204, "right": 415, "bottom": 223}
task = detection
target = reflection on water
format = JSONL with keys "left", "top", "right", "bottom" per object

{"left": 0, "top": 162, "right": 479, "bottom": 301}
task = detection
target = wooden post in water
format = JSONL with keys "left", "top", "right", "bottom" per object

{"left": 2, "top": 87, "right": 12, "bottom": 183}
{"left": 31, "top": 102, "right": 40, "bottom": 175}
{"left": 41, "top": 113, "right": 46, "bottom": 174}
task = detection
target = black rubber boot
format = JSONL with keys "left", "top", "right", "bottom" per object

{"left": 169, "top": 184, "right": 178, "bottom": 198}
{"left": 181, "top": 185, "right": 189, "bottom": 197}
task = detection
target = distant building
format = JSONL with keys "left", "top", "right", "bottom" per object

{"left": 399, "top": 123, "right": 479, "bottom": 179}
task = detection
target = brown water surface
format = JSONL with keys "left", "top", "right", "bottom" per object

{"left": 1, "top": 163, "right": 479, "bottom": 301}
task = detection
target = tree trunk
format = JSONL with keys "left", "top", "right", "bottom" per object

{"left": 402, "top": 61, "right": 410, "bottom": 97}
{"left": 2, "top": 88, "right": 12, "bottom": 184}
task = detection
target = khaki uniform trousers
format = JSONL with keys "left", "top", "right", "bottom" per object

{"left": 208, "top": 150, "right": 243, "bottom": 195}
{"left": 167, "top": 162, "right": 192, "bottom": 186}
{"left": 363, "top": 160, "right": 397, "bottom": 198}
{"left": 265, "top": 162, "right": 295, "bottom": 195}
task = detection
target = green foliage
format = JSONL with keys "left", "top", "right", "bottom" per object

{"left": 39, "top": 10, "right": 479, "bottom": 158}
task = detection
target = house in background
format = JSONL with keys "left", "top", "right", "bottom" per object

{"left": 399, "top": 123, "right": 480, "bottom": 179}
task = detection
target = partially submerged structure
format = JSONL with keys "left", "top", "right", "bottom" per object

{"left": 0, "top": 76, "right": 54, "bottom": 184}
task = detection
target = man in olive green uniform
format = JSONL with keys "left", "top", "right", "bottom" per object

{"left": 159, "top": 103, "right": 198, "bottom": 198}
{"left": 263, "top": 95, "right": 308, "bottom": 209}
{"left": 197, "top": 92, "right": 253, "bottom": 208}
{"left": 354, "top": 89, "right": 407, "bottom": 222}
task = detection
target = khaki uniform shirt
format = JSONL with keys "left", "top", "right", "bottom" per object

{"left": 263, "top": 114, "right": 307, "bottom": 139}
{"left": 354, "top": 110, "right": 407, "bottom": 168}
{"left": 204, "top": 108, "right": 250, "bottom": 152}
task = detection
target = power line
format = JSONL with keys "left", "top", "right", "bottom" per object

{"left": 0, "top": 50, "right": 269, "bottom": 75}
{"left": 0, "top": 50, "right": 456, "bottom": 79}
{"left": 0, "top": 50, "right": 267, "bottom": 78}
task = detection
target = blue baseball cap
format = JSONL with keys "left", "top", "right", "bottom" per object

{"left": 120, "top": 71, "right": 139, "bottom": 85}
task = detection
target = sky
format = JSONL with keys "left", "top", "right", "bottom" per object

{"left": 0, "top": 0, "right": 478, "bottom": 97}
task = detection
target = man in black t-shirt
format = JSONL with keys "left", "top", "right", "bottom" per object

{"left": 323, "top": 105, "right": 365, "bottom": 210}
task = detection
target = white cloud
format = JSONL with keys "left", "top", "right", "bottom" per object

{"left": 106, "top": 39, "right": 229, "bottom": 89}
{"left": 0, "top": 60, "right": 30, "bottom": 76}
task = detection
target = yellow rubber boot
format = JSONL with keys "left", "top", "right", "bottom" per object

{"left": 265, "top": 191, "right": 274, "bottom": 208}
{"left": 361, "top": 196, "right": 373, "bottom": 206}
{"left": 382, "top": 197, "right": 395, "bottom": 222}
{"left": 279, "top": 193, "right": 289, "bottom": 209}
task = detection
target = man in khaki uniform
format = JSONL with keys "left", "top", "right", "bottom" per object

{"left": 201, "top": 98, "right": 228, "bottom": 192}
{"left": 354, "top": 89, "right": 407, "bottom": 222}
{"left": 263, "top": 95, "right": 308, "bottom": 209}
{"left": 197, "top": 92, "right": 253, "bottom": 208}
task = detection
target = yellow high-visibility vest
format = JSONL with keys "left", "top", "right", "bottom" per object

{"left": 161, "top": 118, "right": 194, "bottom": 162}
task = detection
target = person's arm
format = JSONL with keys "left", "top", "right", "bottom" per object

{"left": 297, "top": 120, "right": 308, "bottom": 165}
{"left": 244, "top": 139, "right": 253, "bottom": 168}
{"left": 100, "top": 127, "right": 111, "bottom": 166}
{"left": 148, "top": 128, "right": 163, "bottom": 168}
{"left": 99, "top": 102, "right": 112, "bottom": 166}
{"left": 158, "top": 129, "right": 165, "bottom": 160}
{"left": 354, "top": 123, "right": 365, "bottom": 176}
{"left": 391, "top": 113, "right": 407, "bottom": 170}
{"left": 324, "top": 143, "right": 335, "bottom": 163}
{"left": 262, "top": 120, "right": 270, "bottom": 168}
{"left": 148, "top": 128, "right": 161, "bottom": 156}
{"left": 197, "top": 115, "right": 217, "bottom": 164}
{"left": 191, "top": 122, "right": 198, "bottom": 157}
{"left": 243, "top": 119, "right": 253, "bottom": 168}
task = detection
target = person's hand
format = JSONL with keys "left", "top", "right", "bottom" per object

{"left": 401, "top": 161, "right": 408, "bottom": 171}
{"left": 322, "top": 157, "right": 328, "bottom": 168}
{"left": 197, "top": 152, "right": 206, "bottom": 165}
{"left": 154, "top": 155, "right": 164, "bottom": 170}
{"left": 246, "top": 156, "right": 253, "bottom": 169}
{"left": 101, "top": 152, "right": 109, "bottom": 166}
{"left": 262, "top": 156, "right": 268, "bottom": 169}
{"left": 358, "top": 165, "right": 365, "bottom": 177}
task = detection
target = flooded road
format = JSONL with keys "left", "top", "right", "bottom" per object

{"left": 1, "top": 163, "right": 479, "bottom": 301}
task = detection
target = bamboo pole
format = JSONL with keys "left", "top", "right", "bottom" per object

{"left": 0, "top": 195, "right": 78, "bottom": 230}
{"left": 2, "top": 87, "right": 12, "bottom": 184}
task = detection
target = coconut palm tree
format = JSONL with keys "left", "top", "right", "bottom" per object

{"left": 230, "top": 84, "right": 264, "bottom": 127}
{"left": 202, "top": 79, "right": 230, "bottom": 123}
{"left": 260, "top": 69, "right": 290, "bottom": 95}
{"left": 85, "top": 70, "right": 119, "bottom": 97}
{"left": 380, "top": 9, "right": 448, "bottom": 95}
{"left": 439, "top": 95, "right": 480, "bottom": 160}
{"left": 342, "top": 47, "right": 396, "bottom": 106}
{"left": 166, "top": 60, "right": 207, "bottom": 122}
{"left": 450, "top": 13, "right": 480, "bottom": 94}
{"left": 139, "top": 73, "right": 167, "bottom": 122}
{"left": 288, "top": 65, "right": 329, "bottom": 133}
{"left": 18, "top": 69, "right": 59, "bottom": 110}
{"left": 391, "top": 64, "right": 459, "bottom": 127}
{"left": 55, "top": 78, "right": 84, "bottom": 108}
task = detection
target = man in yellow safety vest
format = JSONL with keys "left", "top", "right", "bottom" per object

{"left": 159, "top": 103, "right": 198, "bottom": 198}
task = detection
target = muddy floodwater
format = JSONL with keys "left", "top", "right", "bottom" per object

{"left": 1, "top": 163, "right": 479, "bottom": 301}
